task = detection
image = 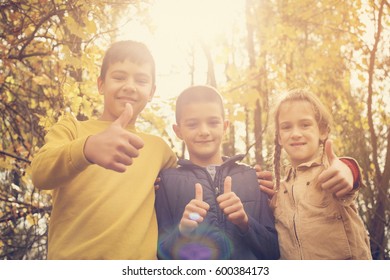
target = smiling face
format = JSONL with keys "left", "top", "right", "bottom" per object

{"left": 277, "top": 100, "right": 328, "bottom": 167}
{"left": 97, "top": 59, "right": 155, "bottom": 125}
{"left": 173, "top": 102, "right": 229, "bottom": 167}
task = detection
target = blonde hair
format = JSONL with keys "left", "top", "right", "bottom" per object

{"left": 273, "top": 88, "right": 333, "bottom": 191}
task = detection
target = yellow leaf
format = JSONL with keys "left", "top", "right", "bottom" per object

{"left": 33, "top": 75, "right": 51, "bottom": 86}
{"left": 357, "top": 74, "right": 366, "bottom": 82}
{"left": 86, "top": 20, "right": 97, "bottom": 34}
{"left": 26, "top": 214, "right": 38, "bottom": 226}
{"left": 0, "top": 158, "right": 13, "bottom": 170}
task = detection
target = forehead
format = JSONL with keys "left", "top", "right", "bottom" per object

{"left": 278, "top": 100, "right": 316, "bottom": 121}
{"left": 107, "top": 59, "right": 153, "bottom": 75}
{"left": 179, "top": 102, "right": 224, "bottom": 120}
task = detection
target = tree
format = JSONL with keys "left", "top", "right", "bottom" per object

{"left": 238, "top": 0, "right": 389, "bottom": 258}
{"left": 363, "top": 0, "right": 390, "bottom": 260}
{"left": 0, "top": 0, "right": 150, "bottom": 259}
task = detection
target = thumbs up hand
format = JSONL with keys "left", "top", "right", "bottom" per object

{"left": 179, "top": 183, "right": 210, "bottom": 236}
{"left": 216, "top": 176, "right": 249, "bottom": 232}
{"left": 84, "top": 103, "right": 144, "bottom": 172}
{"left": 318, "top": 140, "right": 353, "bottom": 198}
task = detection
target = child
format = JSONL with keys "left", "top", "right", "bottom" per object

{"left": 272, "top": 88, "right": 371, "bottom": 259}
{"left": 31, "top": 40, "right": 177, "bottom": 259}
{"left": 155, "top": 85, "right": 280, "bottom": 260}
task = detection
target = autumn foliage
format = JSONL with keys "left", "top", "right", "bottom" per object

{"left": 1, "top": 0, "right": 389, "bottom": 259}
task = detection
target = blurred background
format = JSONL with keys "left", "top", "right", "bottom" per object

{"left": 0, "top": 0, "right": 389, "bottom": 259}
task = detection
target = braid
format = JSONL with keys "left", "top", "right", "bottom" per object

{"left": 270, "top": 132, "right": 282, "bottom": 210}
{"left": 320, "top": 138, "right": 328, "bottom": 164}
{"left": 273, "top": 132, "right": 282, "bottom": 192}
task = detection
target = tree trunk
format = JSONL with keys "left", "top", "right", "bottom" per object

{"left": 366, "top": 0, "right": 388, "bottom": 260}
{"left": 246, "top": 0, "right": 264, "bottom": 166}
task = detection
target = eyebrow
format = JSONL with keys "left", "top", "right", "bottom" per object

{"left": 109, "top": 70, "right": 151, "bottom": 77}
{"left": 279, "top": 118, "right": 315, "bottom": 126}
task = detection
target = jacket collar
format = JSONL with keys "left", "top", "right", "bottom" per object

{"left": 177, "top": 154, "right": 245, "bottom": 168}
{"left": 285, "top": 155, "right": 324, "bottom": 182}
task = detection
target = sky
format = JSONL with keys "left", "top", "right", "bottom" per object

{"left": 117, "top": 0, "right": 246, "bottom": 100}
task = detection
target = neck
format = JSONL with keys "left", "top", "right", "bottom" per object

{"left": 189, "top": 154, "right": 223, "bottom": 167}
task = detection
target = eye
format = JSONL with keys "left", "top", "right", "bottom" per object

{"left": 113, "top": 75, "right": 126, "bottom": 81}
{"left": 185, "top": 122, "right": 198, "bottom": 129}
{"left": 208, "top": 119, "right": 221, "bottom": 127}
{"left": 136, "top": 78, "right": 149, "bottom": 85}
{"left": 135, "top": 74, "right": 151, "bottom": 85}
{"left": 302, "top": 121, "right": 313, "bottom": 128}
{"left": 280, "top": 123, "right": 291, "bottom": 130}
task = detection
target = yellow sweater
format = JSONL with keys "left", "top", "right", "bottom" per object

{"left": 31, "top": 116, "right": 177, "bottom": 259}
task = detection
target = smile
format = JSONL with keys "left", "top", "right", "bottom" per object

{"left": 195, "top": 140, "right": 214, "bottom": 144}
{"left": 290, "top": 142, "right": 305, "bottom": 147}
{"left": 117, "top": 97, "right": 137, "bottom": 103}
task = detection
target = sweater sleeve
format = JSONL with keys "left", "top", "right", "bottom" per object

{"left": 239, "top": 190, "right": 280, "bottom": 260}
{"left": 31, "top": 116, "right": 91, "bottom": 190}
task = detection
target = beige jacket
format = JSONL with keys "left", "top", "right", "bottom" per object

{"left": 273, "top": 155, "right": 371, "bottom": 260}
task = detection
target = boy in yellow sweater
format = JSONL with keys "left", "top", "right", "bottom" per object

{"left": 31, "top": 41, "right": 177, "bottom": 259}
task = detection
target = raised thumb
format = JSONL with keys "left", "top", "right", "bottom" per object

{"left": 114, "top": 103, "right": 133, "bottom": 128}
{"left": 195, "top": 183, "right": 203, "bottom": 201}
{"left": 325, "top": 139, "right": 337, "bottom": 163}
{"left": 224, "top": 176, "right": 232, "bottom": 193}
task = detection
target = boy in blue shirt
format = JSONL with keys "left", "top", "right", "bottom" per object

{"left": 155, "top": 85, "right": 280, "bottom": 259}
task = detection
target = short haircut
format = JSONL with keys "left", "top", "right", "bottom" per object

{"left": 175, "top": 85, "right": 225, "bottom": 123}
{"left": 100, "top": 40, "right": 156, "bottom": 85}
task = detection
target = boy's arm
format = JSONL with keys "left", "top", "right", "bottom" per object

{"left": 84, "top": 103, "right": 144, "bottom": 172}
{"left": 155, "top": 174, "right": 181, "bottom": 260}
{"left": 217, "top": 176, "right": 279, "bottom": 259}
{"left": 31, "top": 116, "right": 91, "bottom": 190}
{"left": 239, "top": 188, "right": 280, "bottom": 260}
{"left": 32, "top": 105, "right": 145, "bottom": 190}
{"left": 255, "top": 165, "right": 275, "bottom": 197}
{"left": 217, "top": 177, "right": 249, "bottom": 232}
{"left": 156, "top": 179, "right": 209, "bottom": 259}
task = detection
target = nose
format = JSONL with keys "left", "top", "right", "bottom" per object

{"left": 199, "top": 123, "right": 210, "bottom": 136}
{"left": 123, "top": 80, "right": 137, "bottom": 92}
{"left": 290, "top": 126, "right": 302, "bottom": 138}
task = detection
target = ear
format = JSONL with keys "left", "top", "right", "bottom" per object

{"left": 173, "top": 124, "right": 183, "bottom": 140}
{"left": 319, "top": 127, "right": 329, "bottom": 143}
{"left": 97, "top": 76, "right": 104, "bottom": 95}
{"left": 148, "top": 85, "right": 156, "bottom": 102}
{"left": 223, "top": 120, "right": 230, "bottom": 133}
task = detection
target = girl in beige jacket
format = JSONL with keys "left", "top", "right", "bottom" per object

{"left": 271, "top": 89, "right": 371, "bottom": 260}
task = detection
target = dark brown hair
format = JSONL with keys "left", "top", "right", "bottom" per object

{"left": 100, "top": 40, "right": 155, "bottom": 85}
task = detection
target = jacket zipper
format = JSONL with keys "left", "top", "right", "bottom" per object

{"left": 291, "top": 169, "right": 303, "bottom": 259}
{"left": 213, "top": 167, "right": 229, "bottom": 257}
